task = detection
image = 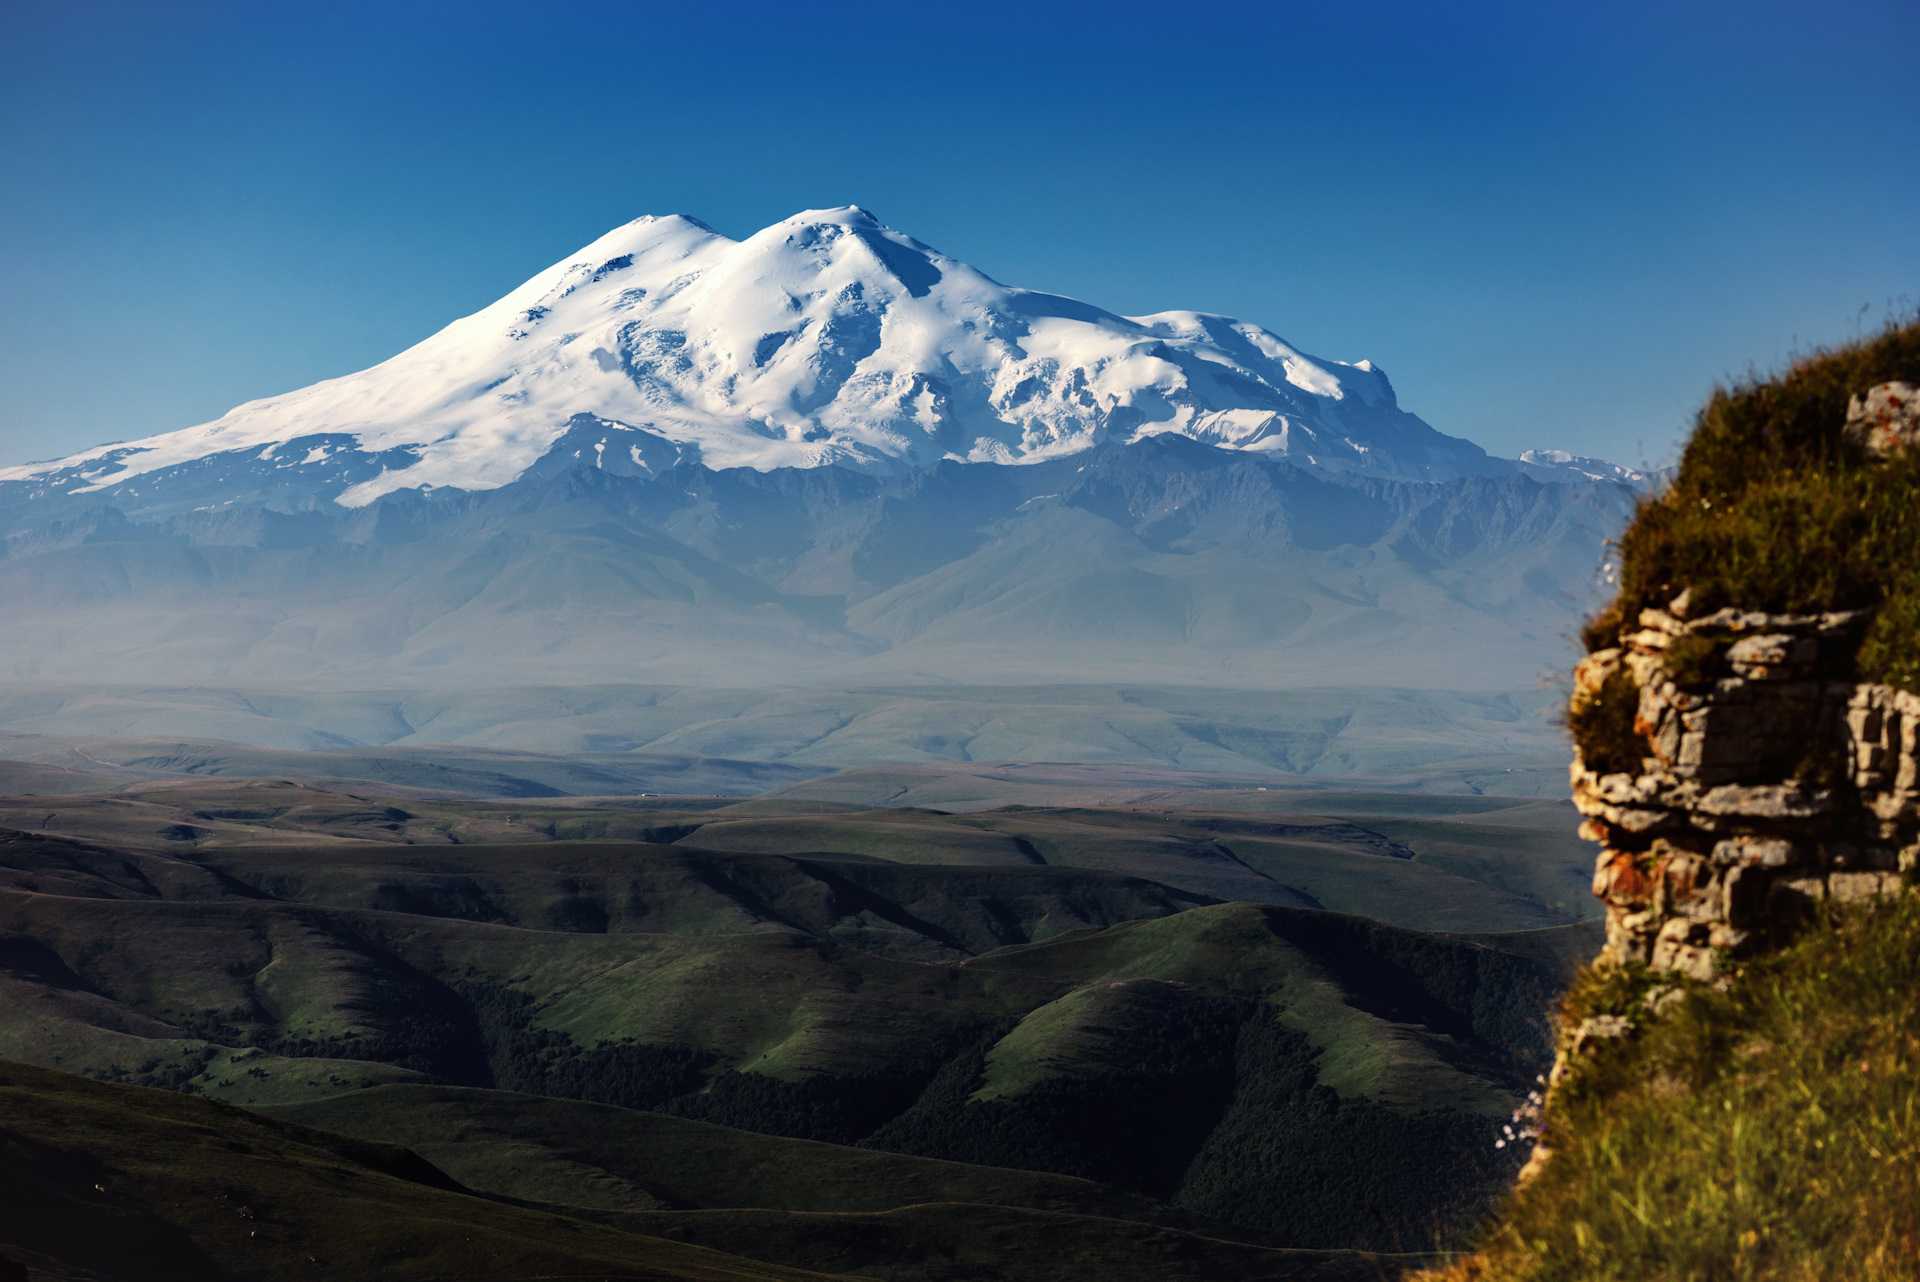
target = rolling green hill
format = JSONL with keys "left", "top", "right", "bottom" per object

{"left": 264, "top": 1082, "right": 1159, "bottom": 1217}
{"left": 0, "top": 1060, "right": 842, "bottom": 1282}
{"left": 3, "top": 1059, "right": 1401, "bottom": 1282}
{"left": 0, "top": 767, "right": 1598, "bottom": 932}
{"left": 0, "top": 751, "right": 1602, "bottom": 1267}
{"left": 0, "top": 827, "right": 1578, "bottom": 1249}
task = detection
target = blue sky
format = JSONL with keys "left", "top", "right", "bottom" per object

{"left": 2, "top": 0, "right": 1915, "bottom": 468}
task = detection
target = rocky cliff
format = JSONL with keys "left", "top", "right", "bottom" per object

{"left": 1569, "top": 379, "right": 1920, "bottom": 987}
{"left": 1418, "top": 326, "right": 1920, "bottom": 1281}
{"left": 1572, "top": 602, "right": 1917, "bottom": 983}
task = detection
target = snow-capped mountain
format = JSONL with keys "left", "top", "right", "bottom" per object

{"left": 1, "top": 207, "right": 1518, "bottom": 508}
{"left": 1516, "top": 449, "right": 1655, "bottom": 489}
{"left": 0, "top": 206, "right": 1646, "bottom": 703}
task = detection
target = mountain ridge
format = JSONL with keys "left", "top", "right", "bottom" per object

{"left": 0, "top": 435, "right": 1633, "bottom": 690}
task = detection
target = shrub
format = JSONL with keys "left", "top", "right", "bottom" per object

{"left": 1615, "top": 454, "right": 1920, "bottom": 624}
{"left": 1555, "top": 959, "right": 1661, "bottom": 1034}
{"left": 1568, "top": 668, "right": 1643, "bottom": 776}
{"left": 1858, "top": 579, "right": 1920, "bottom": 691}
{"left": 1662, "top": 632, "right": 1722, "bottom": 687}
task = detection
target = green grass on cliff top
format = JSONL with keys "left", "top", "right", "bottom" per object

{"left": 1586, "top": 317, "right": 1920, "bottom": 687}
{"left": 1422, "top": 892, "right": 1920, "bottom": 1282}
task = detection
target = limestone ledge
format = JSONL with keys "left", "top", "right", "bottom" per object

{"left": 1571, "top": 600, "right": 1917, "bottom": 983}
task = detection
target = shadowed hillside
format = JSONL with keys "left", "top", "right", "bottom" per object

{"left": 0, "top": 1060, "right": 840, "bottom": 1282}
{"left": 1, "top": 1059, "right": 1394, "bottom": 1282}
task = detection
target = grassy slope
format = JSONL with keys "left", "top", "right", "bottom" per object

{"left": 585, "top": 1204, "right": 1393, "bottom": 1282}
{"left": 0, "top": 1060, "right": 841, "bottom": 1282}
{"left": 264, "top": 1083, "right": 1161, "bottom": 1217}
{"left": 0, "top": 877, "right": 1562, "bottom": 1100}
{"left": 968, "top": 903, "right": 1552, "bottom": 1114}
{"left": 1356, "top": 802, "right": 1598, "bottom": 926}
{"left": 262, "top": 1084, "right": 1407, "bottom": 1279}
{"left": 1422, "top": 897, "right": 1920, "bottom": 1282}
{"left": 0, "top": 1059, "right": 1395, "bottom": 1282}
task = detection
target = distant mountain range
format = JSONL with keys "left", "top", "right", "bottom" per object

{"left": 0, "top": 208, "right": 1639, "bottom": 698}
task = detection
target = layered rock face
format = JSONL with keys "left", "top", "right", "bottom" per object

{"left": 1572, "top": 608, "right": 1919, "bottom": 981}
{"left": 1569, "top": 382, "right": 1920, "bottom": 983}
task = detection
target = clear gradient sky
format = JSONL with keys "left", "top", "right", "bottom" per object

{"left": 3, "top": 0, "right": 1916, "bottom": 470}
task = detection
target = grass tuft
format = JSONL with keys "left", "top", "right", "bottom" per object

{"left": 1859, "top": 582, "right": 1920, "bottom": 693}
{"left": 1615, "top": 452, "right": 1920, "bottom": 627}
{"left": 1580, "top": 600, "right": 1628, "bottom": 654}
{"left": 1555, "top": 958, "right": 1662, "bottom": 1031}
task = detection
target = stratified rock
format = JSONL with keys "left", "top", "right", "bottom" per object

{"left": 1569, "top": 602, "right": 1917, "bottom": 982}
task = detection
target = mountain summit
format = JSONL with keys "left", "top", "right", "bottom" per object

{"left": 3, "top": 207, "right": 1512, "bottom": 507}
